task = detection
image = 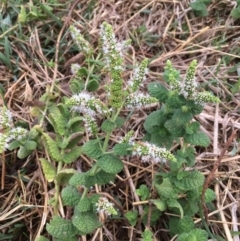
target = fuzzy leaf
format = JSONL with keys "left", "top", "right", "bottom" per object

{"left": 154, "top": 177, "right": 178, "bottom": 200}
{"left": 17, "top": 146, "right": 31, "bottom": 159}
{"left": 178, "top": 228, "right": 208, "bottom": 241}
{"left": 39, "top": 158, "right": 56, "bottom": 182}
{"left": 35, "top": 237, "right": 50, "bottom": 241}
{"left": 97, "top": 154, "right": 123, "bottom": 174}
{"left": 151, "top": 199, "right": 167, "bottom": 211}
{"left": 136, "top": 184, "right": 150, "bottom": 201}
{"left": 25, "top": 140, "right": 37, "bottom": 151}
{"left": 141, "top": 228, "right": 153, "bottom": 241}
{"left": 65, "top": 133, "right": 83, "bottom": 149}
{"left": 69, "top": 171, "right": 96, "bottom": 188}
{"left": 56, "top": 168, "right": 76, "bottom": 185}
{"left": 66, "top": 116, "right": 83, "bottom": 131}
{"left": 147, "top": 82, "right": 169, "bottom": 102}
{"left": 48, "top": 106, "right": 67, "bottom": 136}
{"left": 63, "top": 147, "right": 82, "bottom": 164}
{"left": 173, "top": 170, "right": 204, "bottom": 191}
{"left": 46, "top": 216, "right": 78, "bottom": 239}
{"left": 186, "top": 122, "right": 200, "bottom": 134}
{"left": 144, "top": 110, "right": 166, "bottom": 133}
{"left": 93, "top": 170, "right": 116, "bottom": 185}
{"left": 82, "top": 139, "right": 102, "bottom": 159}
{"left": 164, "top": 119, "right": 185, "bottom": 137}
{"left": 124, "top": 210, "right": 138, "bottom": 226}
{"left": 167, "top": 199, "right": 184, "bottom": 218}
{"left": 115, "top": 116, "right": 125, "bottom": 127}
{"left": 72, "top": 211, "right": 101, "bottom": 234}
{"left": 7, "top": 140, "right": 21, "bottom": 150}
{"left": 177, "top": 216, "right": 194, "bottom": 234}
{"left": 113, "top": 143, "right": 131, "bottom": 156}
{"left": 204, "top": 188, "right": 216, "bottom": 203}
{"left": 172, "top": 109, "right": 193, "bottom": 125}
{"left": 75, "top": 197, "right": 92, "bottom": 212}
{"left": 87, "top": 79, "right": 99, "bottom": 92}
{"left": 101, "top": 119, "right": 116, "bottom": 132}
{"left": 61, "top": 185, "right": 81, "bottom": 206}
{"left": 184, "top": 131, "right": 210, "bottom": 147}
{"left": 42, "top": 133, "right": 61, "bottom": 161}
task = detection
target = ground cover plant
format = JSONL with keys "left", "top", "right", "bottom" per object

{"left": 1, "top": 0, "right": 240, "bottom": 241}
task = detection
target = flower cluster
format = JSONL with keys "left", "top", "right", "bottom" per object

{"left": 100, "top": 22, "right": 125, "bottom": 108}
{"left": 194, "top": 91, "right": 220, "bottom": 105}
{"left": 120, "top": 130, "right": 134, "bottom": 144}
{"left": 83, "top": 115, "right": 98, "bottom": 136}
{"left": 0, "top": 106, "right": 12, "bottom": 129}
{"left": 65, "top": 92, "right": 112, "bottom": 117}
{"left": 132, "top": 142, "right": 176, "bottom": 163}
{"left": 127, "top": 58, "right": 149, "bottom": 93}
{"left": 6, "top": 127, "right": 28, "bottom": 143}
{"left": 70, "top": 25, "right": 92, "bottom": 55}
{"left": 125, "top": 93, "right": 158, "bottom": 109}
{"left": 182, "top": 60, "right": 198, "bottom": 99}
{"left": 96, "top": 197, "right": 117, "bottom": 216}
{"left": 71, "top": 63, "right": 81, "bottom": 75}
{"left": 164, "top": 60, "right": 181, "bottom": 94}
{"left": 0, "top": 107, "right": 28, "bottom": 153}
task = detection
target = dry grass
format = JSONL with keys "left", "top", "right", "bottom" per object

{"left": 1, "top": 0, "right": 240, "bottom": 240}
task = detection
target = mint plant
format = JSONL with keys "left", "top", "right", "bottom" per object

{"left": 34, "top": 22, "right": 178, "bottom": 241}
{"left": 141, "top": 60, "right": 219, "bottom": 239}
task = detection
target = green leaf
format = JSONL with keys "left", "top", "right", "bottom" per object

{"left": 61, "top": 186, "right": 81, "bottom": 206}
{"left": 77, "top": 67, "right": 88, "bottom": 77}
{"left": 113, "top": 143, "right": 132, "bottom": 156}
{"left": 24, "top": 140, "right": 37, "bottom": 151}
{"left": 154, "top": 177, "right": 178, "bottom": 200}
{"left": 87, "top": 79, "right": 99, "bottom": 92}
{"left": 63, "top": 147, "right": 82, "bottom": 164}
{"left": 56, "top": 168, "right": 76, "bottom": 186}
{"left": 70, "top": 78, "right": 85, "bottom": 94}
{"left": 184, "top": 131, "right": 210, "bottom": 147}
{"left": 190, "top": 1, "right": 206, "bottom": 11}
{"left": 39, "top": 158, "right": 56, "bottom": 182}
{"left": 101, "top": 119, "right": 116, "bottom": 132}
{"left": 136, "top": 184, "right": 150, "bottom": 201}
{"left": 48, "top": 105, "right": 67, "bottom": 136}
{"left": 97, "top": 154, "right": 123, "bottom": 174}
{"left": 173, "top": 170, "right": 204, "bottom": 191}
{"left": 204, "top": 188, "right": 216, "bottom": 203}
{"left": 7, "top": 140, "right": 21, "bottom": 150}
{"left": 46, "top": 216, "right": 78, "bottom": 239}
{"left": 72, "top": 211, "right": 101, "bottom": 234}
{"left": 17, "top": 146, "right": 31, "bottom": 159}
{"left": 66, "top": 117, "right": 83, "bottom": 130}
{"left": 147, "top": 82, "right": 169, "bottom": 102}
{"left": 114, "top": 116, "right": 125, "bottom": 127}
{"left": 144, "top": 110, "right": 166, "bottom": 133}
{"left": 186, "top": 122, "right": 200, "bottom": 135}
{"left": 93, "top": 170, "right": 116, "bottom": 185}
{"left": 178, "top": 216, "right": 194, "bottom": 234}
{"left": 35, "top": 236, "right": 50, "bottom": 241}
{"left": 82, "top": 139, "right": 102, "bottom": 159}
{"left": 151, "top": 199, "right": 167, "bottom": 211}
{"left": 42, "top": 133, "right": 61, "bottom": 161}
{"left": 69, "top": 172, "right": 92, "bottom": 188}
{"left": 172, "top": 109, "right": 193, "bottom": 125}
{"left": 141, "top": 228, "right": 153, "bottom": 241}
{"left": 142, "top": 206, "right": 161, "bottom": 226}
{"left": 164, "top": 119, "right": 185, "bottom": 137}
{"left": 167, "top": 199, "right": 184, "bottom": 219}
{"left": 231, "top": 7, "right": 240, "bottom": 19}
{"left": 75, "top": 197, "right": 92, "bottom": 212}
{"left": 65, "top": 133, "right": 83, "bottom": 149}
{"left": 178, "top": 228, "right": 208, "bottom": 241}
{"left": 124, "top": 210, "right": 138, "bottom": 226}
